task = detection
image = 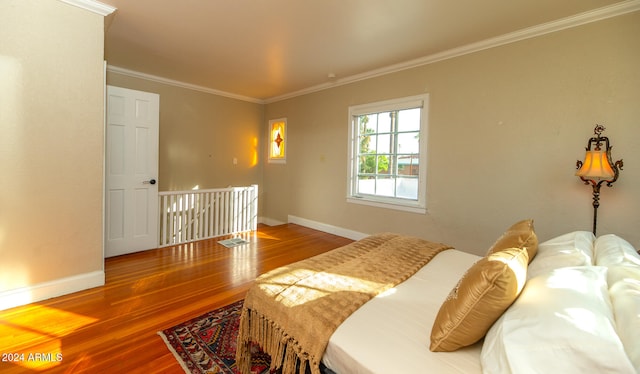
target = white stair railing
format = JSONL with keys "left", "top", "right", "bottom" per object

{"left": 158, "top": 185, "right": 258, "bottom": 247}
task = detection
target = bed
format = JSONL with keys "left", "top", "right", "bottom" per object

{"left": 236, "top": 220, "right": 640, "bottom": 374}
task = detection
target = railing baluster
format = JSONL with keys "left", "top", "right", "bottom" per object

{"left": 250, "top": 184, "right": 258, "bottom": 231}
{"left": 191, "top": 193, "right": 195, "bottom": 240}
{"left": 210, "top": 191, "right": 215, "bottom": 237}
{"left": 240, "top": 189, "right": 246, "bottom": 232}
{"left": 232, "top": 189, "right": 237, "bottom": 233}
{"left": 161, "top": 196, "right": 167, "bottom": 246}
{"left": 169, "top": 194, "right": 176, "bottom": 245}
{"left": 198, "top": 192, "right": 202, "bottom": 239}
{"left": 188, "top": 193, "right": 193, "bottom": 241}
{"left": 181, "top": 195, "right": 187, "bottom": 243}
{"left": 214, "top": 191, "right": 220, "bottom": 237}
{"left": 203, "top": 192, "right": 209, "bottom": 239}
{"left": 195, "top": 193, "right": 199, "bottom": 240}
{"left": 157, "top": 185, "right": 257, "bottom": 247}
{"left": 221, "top": 191, "right": 231, "bottom": 235}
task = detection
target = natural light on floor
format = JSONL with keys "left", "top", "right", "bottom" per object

{"left": 0, "top": 305, "right": 98, "bottom": 371}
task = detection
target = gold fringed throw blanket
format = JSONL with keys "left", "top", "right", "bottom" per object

{"left": 236, "top": 233, "right": 452, "bottom": 374}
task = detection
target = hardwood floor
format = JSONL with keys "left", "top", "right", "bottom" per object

{"left": 0, "top": 224, "right": 353, "bottom": 374}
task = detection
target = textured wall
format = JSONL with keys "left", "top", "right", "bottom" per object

{"left": 0, "top": 0, "right": 106, "bottom": 296}
{"left": 264, "top": 12, "right": 640, "bottom": 255}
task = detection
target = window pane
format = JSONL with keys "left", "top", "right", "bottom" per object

{"left": 359, "top": 115, "right": 374, "bottom": 133}
{"left": 377, "top": 155, "right": 390, "bottom": 174}
{"left": 359, "top": 154, "right": 376, "bottom": 174}
{"left": 396, "top": 177, "right": 418, "bottom": 199}
{"left": 357, "top": 176, "right": 375, "bottom": 195}
{"left": 397, "top": 132, "right": 419, "bottom": 153}
{"left": 377, "top": 112, "right": 392, "bottom": 133}
{"left": 397, "top": 155, "right": 419, "bottom": 176}
{"left": 376, "top": 176, "right": 395, "bottom": 197}
{"left": 360, "top": 134, "right": 376, "bottom": 155}
{"left": 398, "top": 108, "right": 421, "bottom": 132}
{"left": 376, "top": 133, "right": 391, "bottom": 153}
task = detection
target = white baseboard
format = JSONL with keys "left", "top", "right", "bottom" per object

{"left": 0, "top": 271, "right": 105, "bottom": 311}
{"left": 287, "top": 215, "right": 369, "bottom": 241}
{"left": 259, "top": 216, "right": 286, "bottom": 226}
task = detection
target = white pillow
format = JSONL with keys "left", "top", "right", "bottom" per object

{"left": 481, "top": 266, "right": 635, "bottom": 374}
{"left": 527, "top": 231, "right": 595, "bottom": 279}
{"left": 594, "top": 234, "right": 640, "bottom": 267}
{"left": 608, "top": 264, "right": 640, "bottom": 288}
{"left": 608, "top": 265, "right": 640, "bottom": 372}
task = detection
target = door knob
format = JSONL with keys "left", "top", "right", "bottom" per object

{"left": 143, "top": 179, "right": 157, "bottom": 185}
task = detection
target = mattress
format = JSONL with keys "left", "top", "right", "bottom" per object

{"left": 322, "top": 249, "right": 483, "bottom": 373}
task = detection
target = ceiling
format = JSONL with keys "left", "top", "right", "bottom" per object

{"left": 99, "top": 0, "right": 634, "bottom": 102}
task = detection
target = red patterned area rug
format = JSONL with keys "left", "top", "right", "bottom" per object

{"left": 159, "top": 300, "right": 272, "bottom": 374}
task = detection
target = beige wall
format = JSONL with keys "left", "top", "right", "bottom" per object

{"left": 0, "top": 1, "right": 636, "bottom": 308}
{"left": 106, "top": 73, "right": 264, "bottom": 193}
{"left": 264, "top": 12, "right": 640, "bottom": 255}
{"left": 0, "top": 0, "right": 106, "bottom": 297}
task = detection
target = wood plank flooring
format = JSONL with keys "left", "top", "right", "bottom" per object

{"left": 0, "top": 224, "right": 353, "bottom": 374}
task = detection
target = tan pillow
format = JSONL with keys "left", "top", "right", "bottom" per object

{"left": 487, "top": 219, "right": 538, "bottom": 262}
{"left": 430, "top": 247, "right": 529, "bottom": 352}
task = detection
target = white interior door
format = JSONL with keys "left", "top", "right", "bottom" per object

{"left": 105, "top": 85, "right": 159, "bottom": 257}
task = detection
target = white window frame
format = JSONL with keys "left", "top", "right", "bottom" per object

{"left": 346, "top": 94, "right": 429, "bottom": 214}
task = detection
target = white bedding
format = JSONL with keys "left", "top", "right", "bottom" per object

{"left": 322, "top": 249, "right": 482, "bottom": 374}
{"left": 320, "top": 231, "right": 640, "bottom": 374}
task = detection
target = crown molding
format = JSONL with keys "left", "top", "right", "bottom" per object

{"left": 58, "top": 0, "right": 116, "bottom": 16}
{"left": 264, "top": 0, "right": 640, "bottom": 103}
{"left": 103, "top": 0, "right": 639, "bottom": 104}
{"left": 106, "top": 65, "right": 265, "bottom": 104}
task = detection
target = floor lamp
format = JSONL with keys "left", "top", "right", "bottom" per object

{"left": 575, "top": 125, "right": 623, "bottom": 236}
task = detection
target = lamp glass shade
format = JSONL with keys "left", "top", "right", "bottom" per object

{"left": 576, "top": 150, "right": 615, "bottom": 179}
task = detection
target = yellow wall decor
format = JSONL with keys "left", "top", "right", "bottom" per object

{"left": 269, "top": 118, "right": 287, "bottom": 163}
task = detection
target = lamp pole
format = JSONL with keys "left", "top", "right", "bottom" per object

{"left": 587, "top": 181, "right": 603, "bottom": 236}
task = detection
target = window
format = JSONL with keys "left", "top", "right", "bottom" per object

{"left": 268, "top": 118, "right": 286, "bottom": 163}
{"left": 347, "top": 94, "right": 428, "bottom": 213}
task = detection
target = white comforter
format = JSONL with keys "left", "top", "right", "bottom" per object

{"left": 323, "top": 231, "right": 640, "bottom": 374}
{"left": 322, "top": 249, "right": 482, "bottom": 373}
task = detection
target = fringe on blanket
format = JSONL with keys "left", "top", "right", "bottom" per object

{"left": 237, "top": 307, "right": 318, "bottom": 374}
{"left": 236, "top": 234, "right": 452, "bottom": 374}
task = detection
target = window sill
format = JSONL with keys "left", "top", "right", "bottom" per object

{"left": 346, "top": 197, "right": 426, "bottom": 214}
